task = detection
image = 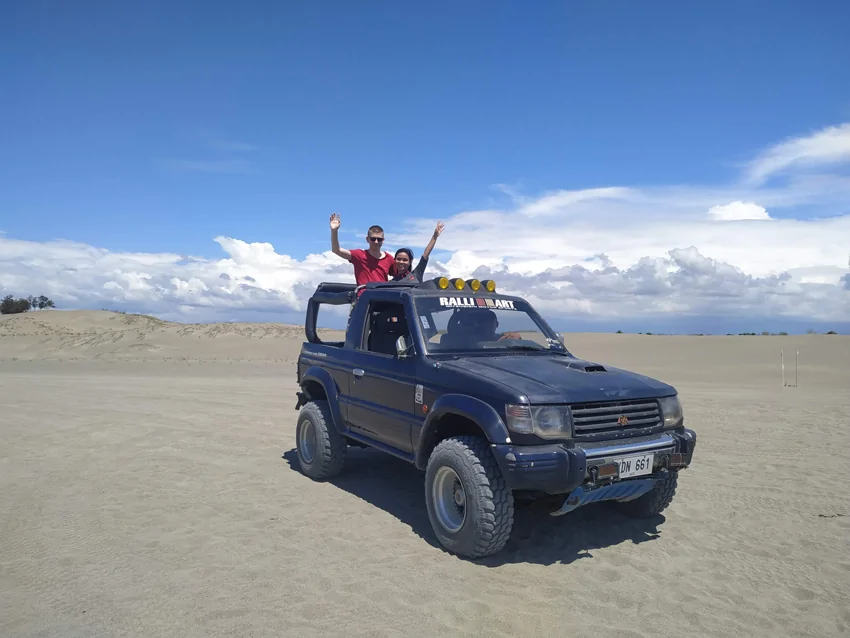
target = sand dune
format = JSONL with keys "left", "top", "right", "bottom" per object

{"left": 1, "top": 310, "right": 848, "bottom": 637}
{"left": 0, "top": 310, "right": 343, "bottom": 363}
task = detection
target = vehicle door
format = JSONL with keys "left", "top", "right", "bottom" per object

{"left": 346, "top": 298, "right": 418, "bottom": 455}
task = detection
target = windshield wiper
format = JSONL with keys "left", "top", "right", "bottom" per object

{"left": 499, "top": 344, "right": 546, "bottom": 351}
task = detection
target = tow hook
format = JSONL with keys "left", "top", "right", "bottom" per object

{"left": 295, "top": 391, "right": 308, "bottom": 410}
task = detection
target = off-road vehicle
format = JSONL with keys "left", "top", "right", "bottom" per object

{"left": 294, "top": 277, "right": 697, "bottom": 559}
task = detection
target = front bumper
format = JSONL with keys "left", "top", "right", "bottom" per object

{"left": 491, "top": 428, "right": 697, "bottom": 495}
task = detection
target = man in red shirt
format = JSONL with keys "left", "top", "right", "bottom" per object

{"left": 329, "top": 212, "right": 395, "bottom": 287}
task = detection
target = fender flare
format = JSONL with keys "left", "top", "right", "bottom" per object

{"left": 414, "top": 394, "right": 511, "bottom": 469}
{"left": 299, "top": 366, "right": 345, "bottom": 434}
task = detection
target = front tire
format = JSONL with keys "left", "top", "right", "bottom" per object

{"left": 295, "top": 400, "right": 346, "bottom": 481}
{"left": 618, "top": 471, "right": 678, "bottom": 517}
{"left": 424, "top": 436, "right": 514, "bottom": 559}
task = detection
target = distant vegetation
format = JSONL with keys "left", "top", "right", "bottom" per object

{"left": 1, "top": 294, "right": 56, "bottom": 315}
{"left": 736, "top": 330, "right": 838, "bottom": 336}
{"left": 624, "top": 329, "right": 839, "bottom": 336}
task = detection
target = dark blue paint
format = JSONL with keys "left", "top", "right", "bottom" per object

{"left": 297, "top": 281, "right": 697, "bottom": 495}
{"left": 436, "top": 356, "right": 676, "bottom": 404}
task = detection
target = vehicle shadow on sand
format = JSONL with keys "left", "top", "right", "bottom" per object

{"left": 282, "top": 446, "right": 665, "bottom": 566}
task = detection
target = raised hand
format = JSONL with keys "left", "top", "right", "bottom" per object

{"left": 422, "top": 220, "right": 445, "bottom": 261}
{"left": 330, "top": 212, "right": 351, "bottom": 260}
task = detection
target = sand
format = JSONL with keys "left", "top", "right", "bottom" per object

{"left": 1, "top": 310, "right": 848, "bottom": 637}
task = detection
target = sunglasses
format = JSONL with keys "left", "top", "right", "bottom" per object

{"left": 368, "top": 236, "right": 384, "bottom": 243}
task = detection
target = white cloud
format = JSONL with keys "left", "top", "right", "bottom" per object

{"left": 197, "top": 132, "right": 259, "bottom": 153}
{"left": 2, "top": 122, "right": 850, "bottom": 330}
{"left": 743, "top": 122, "right": 850, "bottom": 186}
{"left": 396, "top": 195, "right": 848, "bottom": 285}
{"left": 159, "top": 159, "right": 254, "bottom": 174}
{"left": 156, "top": 132, "right": 260, "bottom": 175}
{"left": 519, "top": 187, "right": 634, "bottom": 216}
{"left": 707, "top": 201, "right": 771, "bottom": 221}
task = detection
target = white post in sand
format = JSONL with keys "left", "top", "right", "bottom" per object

{"left": 781, "top": 348, "right": 800, "bottom": 388}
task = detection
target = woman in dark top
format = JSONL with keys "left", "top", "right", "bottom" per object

{"left": 391, "top": 221, "right": 445, "bottom": 282}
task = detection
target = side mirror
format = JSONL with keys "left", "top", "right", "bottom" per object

{"left": 556, "top": 333, "right": 565, "bottom": 344}
{"left": 396, "top": 335, "right": 412, "bottom": 358}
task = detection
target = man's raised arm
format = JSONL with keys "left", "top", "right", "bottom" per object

{"left": 330, "top": 212, "right": 351, "bottom": 261}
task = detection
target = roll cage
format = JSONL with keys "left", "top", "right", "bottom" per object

{"left": 305, "top": 280, "right": 570, "bottom": 358}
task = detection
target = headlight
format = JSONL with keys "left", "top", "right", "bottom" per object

{"left": 505, "top": 404, "right": 572, "bottom": 439}
{"left": 658, "top": 395, "right": 684, "bottom": 428}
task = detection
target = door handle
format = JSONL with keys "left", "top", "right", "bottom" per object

{"left": 353, "top": 368, "right": 365, "bottom": 378}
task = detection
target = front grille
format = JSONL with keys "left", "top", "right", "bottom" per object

{"left": 571, "top": 399, "right": 661, "bottom": 438}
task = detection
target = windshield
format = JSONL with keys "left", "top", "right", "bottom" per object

{"left": 413, "top": 295, "right": 566, "bottom": 355}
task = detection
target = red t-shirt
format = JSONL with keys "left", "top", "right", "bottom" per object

{"left": 350, "top": 249, "right": 395, "bottom": 286}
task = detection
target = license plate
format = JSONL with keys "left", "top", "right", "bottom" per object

{"left": 614, "top": 453, "right": 654, "bottom": 478}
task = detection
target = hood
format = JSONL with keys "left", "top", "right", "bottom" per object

{"left": 439, "top": 354, "right": 675, "bottom": 404}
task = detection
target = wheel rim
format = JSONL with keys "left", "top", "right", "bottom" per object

{"left": 299, "top": 419, "right": 317, "bottom": 464}
{"left": 432, "top": 466, "right": 467, "bottom": 533}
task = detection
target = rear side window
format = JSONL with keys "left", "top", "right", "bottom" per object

{"left": 360, "top": 300, "right": 412, "bottom": 357}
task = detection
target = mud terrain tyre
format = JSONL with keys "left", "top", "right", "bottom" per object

{"left": 295, "top": 400, "right": 346, "bottom": 481}
{"left": 424, "top": 436, "right": 514, "bottom": 559}
{"left": 618, "top": 471, "right": 678, "bottom": 517}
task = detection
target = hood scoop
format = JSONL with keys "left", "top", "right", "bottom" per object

{"left": 565, "top": 360, "right": 608, "bottom": 373}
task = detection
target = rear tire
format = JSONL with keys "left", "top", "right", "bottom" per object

{"left": 618, "top": 471, "right": 678, "bottom": 517}
{"left": 295, "top": 400, "right": 346, "bottom": 481}
{"left": 424, "top": 436, "right": 514, "bottom": 559}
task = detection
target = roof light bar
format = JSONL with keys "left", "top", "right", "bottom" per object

{"left": 429, "top": 276, "right": 496, "bottom": 292}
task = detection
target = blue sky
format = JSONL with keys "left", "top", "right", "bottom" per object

{"left": 2, "top": 1, "right": 849, "bottom": 332}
